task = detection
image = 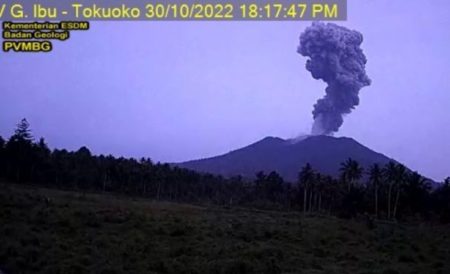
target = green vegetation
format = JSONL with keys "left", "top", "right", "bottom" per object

{"left": 1, "top": 183, "right": 449, "bottom": 274}
{"left": 1, "top": 118, "right": 450, "bottom": 273}
{"left": 1, "top": 119, "right": 449, "bottom": 223}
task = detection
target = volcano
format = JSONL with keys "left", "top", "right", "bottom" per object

{"left": 176, "top": 135, "right": 394, "bottom": 182}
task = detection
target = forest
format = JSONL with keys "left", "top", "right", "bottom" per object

{"left": 1, "top": 118, "right": 449, "bottom": 223}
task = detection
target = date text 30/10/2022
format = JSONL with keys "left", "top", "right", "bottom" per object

{"left": 0, "top": 3, "right": 341, "bottom": 20}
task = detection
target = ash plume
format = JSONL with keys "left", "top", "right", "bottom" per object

{"left": 298, "top": 22, "right": 371, "bottom": 135}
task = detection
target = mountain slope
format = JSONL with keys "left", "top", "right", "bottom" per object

{"left": 176, "top": 135, "right": 394, "bottom": 182}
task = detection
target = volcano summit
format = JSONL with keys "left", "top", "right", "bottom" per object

{"left": 176, "top": 135, "right": 394, "bottom": 182}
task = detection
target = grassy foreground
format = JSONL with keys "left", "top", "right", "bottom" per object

{"left": 0, "top": 184, "right": 449, "bottom": 274}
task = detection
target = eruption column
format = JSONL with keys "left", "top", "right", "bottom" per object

{"left": 298, "top": 22, "right": 371, "bottom": 135}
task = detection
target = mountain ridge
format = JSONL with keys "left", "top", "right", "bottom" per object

{"left": 175, "top": 135, "right": 395, "bottom": 182}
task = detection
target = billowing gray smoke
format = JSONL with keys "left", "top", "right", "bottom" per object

{"left": 298, "top": 22, "right": 371, "bottom": 135}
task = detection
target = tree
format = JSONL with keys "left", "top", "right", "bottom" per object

{"left": 33, "top": 137, "right": 51, "bottom": 183}
{"left": 254, "top": 171, "right": 266, "bottom": 201}
{"left": 265, "top": 171, "right": 284, "bottom": 203}
{"left": 309, "top": 172, "right": 323, "bottom": 212}
{"left": 0, "top": 118, "right": 445, "bottom": 221}
{"left": 402, "top": 171, "right": 430, "bottom": 216}
{"left": 139, "top": 157, "right": 153, "bottom": 196}
{"left": 74, "top": 146, "right": 96, "bottom": 190}
{"left": 392, "top": 163, "right": 407, "bottom": 219}
{"left": 340, "top": 158, "right": 363, "bottom": 191}
{"left": 383, "top": 161, "right": 397, "bottom": 219}
{"left": 315, "top": 173, "right": 327, "bottom": 213}
{"left": 431, "top": 178, "right": 450, "bottom": 223}
{"left": 321, "top": 175, "right": 337, "bottom": 215}
{"left": 0, "top": 136, "right": 5, "bottom": 178}
{"left": 6, "top": 119, "right": 35, "bottom": 182}
{"left": 298, "top": 163, "right": 314, "bottom": 214}
{"left": 368, "top": 163, "right": 383, "bottom": 218}
{"left": 15, "top": 118, "right": 33, "bottom": 140}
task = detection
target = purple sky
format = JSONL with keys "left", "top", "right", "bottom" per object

{"left": 1, "top": 0, "right": 449, "bottom": 181}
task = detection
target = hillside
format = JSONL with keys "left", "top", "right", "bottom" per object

{"left": 176, "top": 135, "right": 394, "bottom": 181}
{"left": 1, "top": 183, "right": 449, "bottom": 274}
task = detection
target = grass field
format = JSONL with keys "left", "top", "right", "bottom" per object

{"left": 0, "top": 183, "right": 449, "bottom": 274}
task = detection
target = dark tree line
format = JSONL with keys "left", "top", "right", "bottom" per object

{"left": 1, "top": 119, "right": 449, "bottom": 223}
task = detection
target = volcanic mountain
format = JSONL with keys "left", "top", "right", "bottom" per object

{"left": 176, "top": 135, "right": 394, "bottom": 182}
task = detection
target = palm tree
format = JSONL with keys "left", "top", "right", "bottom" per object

{"left": 403, "top": 171, "right": 430, "bottom": 215}
{"left": 383, "top": 161, "right": 397, "bottom": 219}
{"left": 340, "top": 158, "right": 364, "bottom": 191}
{"left": 315, "top": 173, "right": 328, "bottom": 213}
{"left": 298, "top": 163, "right": 314, "bottom": 214}
{"left": 322, "top": 175, "right": 336, "bottom": 215}
{"left": 310, "top": 173, "right": 322, "bottom": 212}
{"left": 368, "top": 163, "right": 383, "bottom": 218}
{"left": 392, "top": 163, "right": 407, "bottom": 219}
{"left": 445, "top": 177, "right": 450, "bottom": 186}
